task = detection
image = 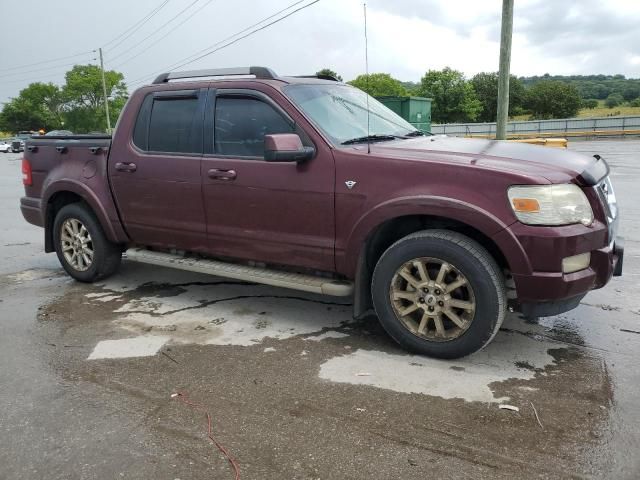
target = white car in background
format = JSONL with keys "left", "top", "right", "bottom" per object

{"left": 0, "top": 141, "right": 12, "bottom": 153}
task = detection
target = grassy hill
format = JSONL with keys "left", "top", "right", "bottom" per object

{"left": 511, "top": 100, "right": 640, "bottom": 121}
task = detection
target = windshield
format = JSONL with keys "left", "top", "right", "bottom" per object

{"left": 284, "top": 84, "right": 419, "bottom": 145}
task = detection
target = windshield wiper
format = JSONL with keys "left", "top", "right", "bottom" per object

{"left": 405, "top": 130, "right": 426, "bottom": 137}
{"left": 341, "top": 134, "right": 400, "bottom": 145}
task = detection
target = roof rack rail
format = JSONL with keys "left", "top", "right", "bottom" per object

{"left": 292, "top": 74, "right": 340, "bottom": 82}
{"left": 152, "top": 66, "right": 278, "bottom": 84}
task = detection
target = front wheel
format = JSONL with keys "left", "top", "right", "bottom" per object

{"left": 53, "top": 203, "right": 122, "bottom": 282}
{"left": 371, "top": 230, "right": 506, "bottom": 359}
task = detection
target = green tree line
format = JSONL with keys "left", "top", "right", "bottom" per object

{"left": 3, "top": 64, "right": 639, "bottom": 132}
{"left": 520, "top": 74, "right": 640, "bottom": 102}
{"left": 319, "top": 68, "right": 640, "bottom": 124}
{"left": 0, "top": 64, "right": 127, "bottom": 134}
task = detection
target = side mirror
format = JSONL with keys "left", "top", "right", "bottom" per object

{"left": 264, "top": 133, "right": 315, "bottom": 163}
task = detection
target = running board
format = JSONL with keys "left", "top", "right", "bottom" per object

{"left": 124, "top": 248, "right": 354, "bottom": 297}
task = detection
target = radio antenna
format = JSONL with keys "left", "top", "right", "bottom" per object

{"left": 363, "top": 2, "right": 371, "bottom": 154}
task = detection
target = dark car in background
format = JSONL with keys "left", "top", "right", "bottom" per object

{"left": 11, "top": 131, "right": 36, "bottom": 152}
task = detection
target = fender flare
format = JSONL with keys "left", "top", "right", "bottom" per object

{"left": 340, "top": 195, "right": 531, "bottom": 277}
{"left": 42, "top": 179, "right": 128, "bottom": 246}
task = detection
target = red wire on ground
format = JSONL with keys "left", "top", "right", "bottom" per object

{"left": 172, "top": 391, "right": 241, "bottom": 480}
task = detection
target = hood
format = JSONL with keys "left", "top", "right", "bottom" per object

{"left": 366, "top": 135, "right": 599, "bottom": 185}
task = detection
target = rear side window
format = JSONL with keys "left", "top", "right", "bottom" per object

{"left": 133, "top": 94, "right": 201, "bottom": 154}
{"left": 214, "top": 96, "right": 294, "bottom": 157}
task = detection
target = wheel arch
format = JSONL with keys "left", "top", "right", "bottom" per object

{"left": 350, "top": 206, "right": 526, "bottom": 319}
{"left": 43, "top": 181, "right": 127, "bottom": 252}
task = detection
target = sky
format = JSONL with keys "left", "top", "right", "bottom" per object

{"left": 1, "top": 0, "right": 640, "bottom": 104}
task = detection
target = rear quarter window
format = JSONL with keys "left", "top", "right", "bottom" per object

{"left": 132, "top": 93, "right": 201, "bottom": 154}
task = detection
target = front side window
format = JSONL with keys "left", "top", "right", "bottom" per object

{"left": 145, "top": 97, "right": 199, "bottom": 153}
{"left": 214, "top": 96, "right": 294, "bottom": 157}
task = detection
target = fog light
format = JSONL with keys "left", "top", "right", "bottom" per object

{"left": 562, "top": 252, "right": 591, "bottom": 273}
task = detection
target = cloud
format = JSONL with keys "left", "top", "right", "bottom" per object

{"left": 1, "top": 0, "right": 639, "bottom": 105}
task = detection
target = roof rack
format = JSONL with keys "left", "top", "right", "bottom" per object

{"left": 152, "top": 66, "right": 278, "bottom": 84}
{"left": 292, "top": 74, "right": 340, "bottom": 82}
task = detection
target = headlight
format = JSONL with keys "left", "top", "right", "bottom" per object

{"left": 508, "top": 184, "right": 593, "bottom": 226}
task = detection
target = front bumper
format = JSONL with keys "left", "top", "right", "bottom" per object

{"left": 512, "top": 236, "right": 623, "bottom": 317}
{"left": 513, "top": 236, "right": 622, "bottom": 300}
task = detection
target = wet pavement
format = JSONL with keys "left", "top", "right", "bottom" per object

{"left": 0, "top": 139, "right": 639, "bottom": 479}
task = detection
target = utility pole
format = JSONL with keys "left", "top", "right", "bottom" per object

{"left": 98, "top": 47, "right": 111, "bottom": 132}
{"left": 496, "top": 0, "right": 514, "bottom": 140}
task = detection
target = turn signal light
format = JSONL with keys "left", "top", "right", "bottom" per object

{"left": 511, "top": 198, "right": 540, "bottom": 213}
{"left": 22, "top": 158, "right": 33, "bottom": 186}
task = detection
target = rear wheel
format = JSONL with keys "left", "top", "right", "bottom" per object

{"left": 372, "top": 230, "right": 506, "bottom": 359}
{"left": 53, "top": 203, "right": 122, "bottom": 282}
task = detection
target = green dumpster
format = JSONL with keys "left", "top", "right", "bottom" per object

{"left": 376, "top": 96, "right": 432, "bottom": 133}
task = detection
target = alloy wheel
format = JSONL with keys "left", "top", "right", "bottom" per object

{"left": 60, "top": 218, "right": 94, "bottom": 272}
{"left": 389, "top": 257, "right": 476, "bottom": 342}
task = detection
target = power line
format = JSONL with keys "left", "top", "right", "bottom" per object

{"left": 168, "top": 0, "right": 309, "bottom": 72}
{"left": 126, "top": 0, "right": 315, "bottom": 87}
{"left": 0, "top": 58, "right": 95, "bottom": 79}
{"left": 103, "top": 0, "right": 171, "bottom": 51}
{"left": 0, "top": 3, "right": 169, "bottom": 79}
{"left": 0, "top": 67, "right": 72, "bottom": 86}
{"left": 111, "top": 0, "right": 215, "bottom": 70}
{"left": 0, "top": 50, "right": 94, "bottom": 73}
{"left": 108, "top": 0, "right": 201, "bottom": 64}
{"left": 174, "top": 0, "right": 320, "bottom": 70}
{"left": 125, "top": 0, "right": 309, "bottom": 86}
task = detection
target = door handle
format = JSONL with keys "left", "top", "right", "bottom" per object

{"left": 115, "top": 162, "right": 137, "bottom": 173}
{"left": 208, "top": 168, "right": 236, "bottom": 180}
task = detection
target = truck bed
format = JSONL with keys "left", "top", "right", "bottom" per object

{"left": 21, "top": 134, "right": 128, "bottom": 251}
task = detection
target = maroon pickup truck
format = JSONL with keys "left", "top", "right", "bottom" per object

{"left": 20, "top": 66, "right": 622, "bottom": 358}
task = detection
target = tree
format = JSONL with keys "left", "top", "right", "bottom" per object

{"left": 471, "top": 72, "right": 526, "bottom": 122}
{"left": 0, "top": 82, "right": 64, "bottom": 132}
{"left": 0, "top": 64, "right": 129, "bottom": 134}
{"left": 316, "top": 68, "right": 342, "bottom": 81}
{"left": 622, "top": 85, "right": 640, "bottom": 101}
{"left": 400, "top": 81, "right": 420, "bottom": 95}
{"left": 630, "top": 98, "right": 640, "bottom": 108}
{"left": 62, "top": 65, "right": 128, "bottom": 132}
{"left": 604, "top": 93, "right": 624, "bottom": 108}
{"left": 524, "top": 80, "right": 581, "bottom": 119}
{"left": 417, "top": 67, "right": 482, "bottom": 123}
{"left": 348, "top": 73, "right": 408, "bottom": 97}
{"left": 582, "top": 99, "right": 598, "bottom": 109}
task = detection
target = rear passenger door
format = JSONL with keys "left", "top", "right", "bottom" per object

{"left": 201, "top": 88, "right": 335, "bottom": 271}
{"left": 109, "top": 89, "right": 208, "bottom": 252}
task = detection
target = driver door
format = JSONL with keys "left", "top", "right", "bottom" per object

{"left": 201, "top": 88, "right": 335, "bottom": 271}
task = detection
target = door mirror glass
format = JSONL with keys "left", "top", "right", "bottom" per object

{"left": 264, "top": 133, "right": 314, "bottom": 163}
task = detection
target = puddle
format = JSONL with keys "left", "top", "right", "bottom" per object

{"left": 319, "top": 329, "right": 558, "bottom": 403}
{"left": 81, "top": 279, "right": 352, "bottom": 357}
{"left": 4, "top": 268, "right": 64, "bottom": 283}
{"left": 304, "top": 331, "right": 350, "bottom": 342}
{"left": 88, "top": 335, "right": 169, "bottom": 360}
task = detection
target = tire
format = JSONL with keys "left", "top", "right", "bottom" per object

{"left": 371, "top": 230, "right": 506, "bottom": 359}
{"left": 53, "top": 203, "right": 122, "bottom": 282}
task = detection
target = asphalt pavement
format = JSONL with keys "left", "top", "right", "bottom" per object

{"left": 0, "top": 139, "right": 639, "bottom": 479}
